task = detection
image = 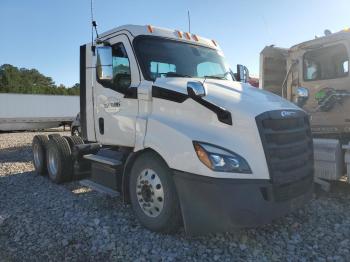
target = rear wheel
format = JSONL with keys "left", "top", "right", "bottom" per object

{"left": 129, "top": 152, "right": 182, "bottom": 233}
{"left": 32, "top": 135, "right": 49, "bottom": 175}
{"left": 62, "top": 135, "right": 89, "bottom": 175}
{"left": 63, "top": 136, "right": 84, "bottom": 149}
{"left": 46, "top": 136, "right": 73, "bottom": 184}
{"left": 48, "top": 134, "right": 61, "bottom": 139}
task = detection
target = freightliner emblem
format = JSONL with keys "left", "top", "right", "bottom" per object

{"left": 281, "top": 111, "right": 296, "bottom": 117}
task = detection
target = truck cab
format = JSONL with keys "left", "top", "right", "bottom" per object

{"left": 260, "top": 30, "right": 350, "bottom": 135}
{"left": 33, "top": 25, "right": 313, "bottom": 235}
{"left": 260, "top": 29, "right": 350, "bottom": 183}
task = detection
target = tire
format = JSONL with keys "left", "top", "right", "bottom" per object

{"left": 48, "top": 134, "right": 61, "bottom": 139}
{"left": 62, "top": 136, "right": 84, "bottom": 150}
{"left": 46, "top": 136, "right": 73, "bottom": 184}
{"left": 63, "top": 135, "right": 91, "bottom": 176}
{"left": 32, "top": 135, "right": 49, "bottom": 175}
{"left": 129, "top": 151, "right": 182, "bottom": 233}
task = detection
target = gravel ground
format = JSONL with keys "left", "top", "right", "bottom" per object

{"left": 1, "top": 131, "right": 350, "bottom": 261}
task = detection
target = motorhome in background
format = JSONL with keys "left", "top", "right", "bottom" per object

{"left": 260, "top": 28, "right": 350, "bottom": 186}
{"left": 0, "top": 93, "right": 79, "bottom": 131}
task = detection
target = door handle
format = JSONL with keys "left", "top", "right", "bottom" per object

{"left": 99, "top": 117, "right": 104, "bottom": 135}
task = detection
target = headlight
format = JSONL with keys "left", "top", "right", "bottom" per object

{"left": 193, "top": 141, "right": 252, "bottom": 173}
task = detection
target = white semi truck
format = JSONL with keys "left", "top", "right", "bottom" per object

{"left": 32, "top": 25, "right": 314, "bottom": 235}
{"left": 0, "top": 93, "right": 79, "bottom": 131}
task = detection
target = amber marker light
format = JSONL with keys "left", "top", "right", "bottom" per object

{"left": 192, "top": 34, "right": 199, "bottom": 41}
{"left": 176, "top": 30, "right": 183, "bottom": 38}
{"left": 194, "top": 142, "right": 212, "bottom": 169}
{"left": 185, "top": 32, "right": 191, "bottom": 40}
{"left": 147, "top": 25, "right": 154, "bottom": 33}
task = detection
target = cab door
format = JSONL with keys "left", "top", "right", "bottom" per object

{"left": 296, "top": 42, "right": 350, "bottom": 133}
{"left": 94, "top": 34, "right": 140, "bottom": 146}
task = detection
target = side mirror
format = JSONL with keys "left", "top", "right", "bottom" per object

{"left": 236, "top": 64, "right": 249, "bottom": 83}
{"left": 96, "top": 46, "right": 113, "bottom": 80}
{"left": 187, "top": 81, "right": 206, "bottom": 98}
{"left": 294, "top": 87, "right": 309, "bottom": 107}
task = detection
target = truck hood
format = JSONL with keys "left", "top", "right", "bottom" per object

{"left": 154, "top": 78, "right": 300, "bottom": 117}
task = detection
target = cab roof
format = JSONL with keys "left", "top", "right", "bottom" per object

{"left": 290, "top": 29, "right": 350, "bottom": 51}
{"left": 98, "top": 24, "right": 220, "bottom": 50}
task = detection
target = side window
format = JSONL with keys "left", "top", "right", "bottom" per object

{"left": 100, "top": 42, "right": 131, "bottom": 93}
{"left": 343, "top": 60, "right": 349, "bottom": 74}
{"left": 150, "top": 62, "right": 176, "bottom": 79}
{"left": 303, "top": 44, "right": 349, "bottom": 81}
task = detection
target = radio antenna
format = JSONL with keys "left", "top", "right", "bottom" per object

{"left": 187, "top": 10, "right": 191, "bottom": 33}
{"left": 90, "top": 0, "right": 99, "bottom": 53}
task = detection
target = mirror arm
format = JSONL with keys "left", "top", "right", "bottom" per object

{"left": 236, "top": 64, "right": 241, "bottom": 81}
{"left": 96, "top": 39, "right": 110, "bottom": 46}
{"left": 187, "top": 81, "right": 206, "bottom": 98}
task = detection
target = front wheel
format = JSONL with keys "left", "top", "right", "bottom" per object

{"left": 129, "top": 152, "right": 182, "bottom": 233}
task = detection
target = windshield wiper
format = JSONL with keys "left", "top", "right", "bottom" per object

{"left": 204, "top": 75, "right": 226, "bottom": 80}
{"left": 164, "top": 72, "right": 192, "bottom": 78}
{"left": 204, "top": 71, "right": 233, "bottom": 80}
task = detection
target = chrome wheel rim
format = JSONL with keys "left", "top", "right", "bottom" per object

{"left": 33, "top": 143, "right": 42, "bottom": 168}
{"left": 136, "top": 168, "right": 164, "bottom": 218}
{"left": 48, "top": 148, "right": 58, "bottom": 178}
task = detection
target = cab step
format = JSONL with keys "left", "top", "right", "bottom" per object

{"left": 83, "top": 154, "right": 122, "bottom": 167}
{"left": 80, "top": 179, "right": 120, "bottom": 197}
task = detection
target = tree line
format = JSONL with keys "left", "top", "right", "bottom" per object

{"left": 0, "top": 64, "right": 79, "bottom": 96}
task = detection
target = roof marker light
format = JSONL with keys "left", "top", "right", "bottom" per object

{"left": 147, "top": 25, "right": 154, "bottom": 33}
{"left": 344, "top": 27, "right": 350, "bottom": 32}
{"left": 185, "top": 32, "right": 191, "bottom": 40}
{"left": 212, "top": 40, "right": 217, "bottom": 46}
{"left": 176, "top": 30, "right": 183, "bottom": 38}
{"left": 192, "top": 34, "right": 199, "bottom": 41}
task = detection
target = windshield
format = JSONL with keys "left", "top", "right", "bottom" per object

{"left": 134, "top": 36, "right": 234, "bottom": 81}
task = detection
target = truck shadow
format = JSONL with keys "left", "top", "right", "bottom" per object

{"left": 0, "top": 145, "right": 32, "bottom": 163}
{"left": 315, "top": 180, "right": 350, "bottom": 196}
{"left": 330, "top": 181, "right": 350, "bottom": 193}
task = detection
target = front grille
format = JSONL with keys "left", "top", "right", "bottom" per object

{"left": 256, "top": 110, "right": 314, "bottom": 201}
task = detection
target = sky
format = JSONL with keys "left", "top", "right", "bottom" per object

{"left": 1, "top": 0, "right": 349, "bottom": 86}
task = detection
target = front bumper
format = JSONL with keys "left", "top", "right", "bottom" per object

{"left": 173, "top": 170, "right": 313, "bottom": 235}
